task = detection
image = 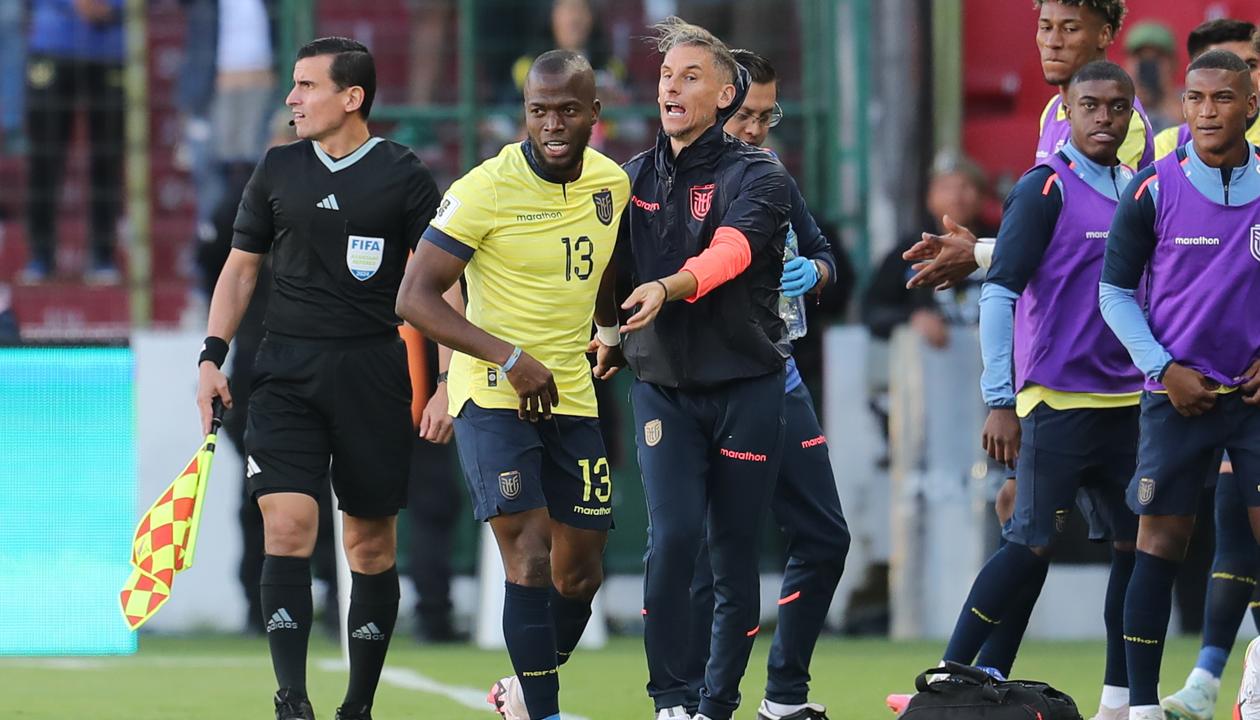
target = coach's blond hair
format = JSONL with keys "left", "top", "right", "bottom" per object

{"left": 651, "top": 16, "right": 738, "bottom": 85}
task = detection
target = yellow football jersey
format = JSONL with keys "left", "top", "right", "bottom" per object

{"left": 430, "top": 143, "right": 630, "bottom": 418}
{"left": 1154, "top": 118, "right": 1260, "bottom": 160}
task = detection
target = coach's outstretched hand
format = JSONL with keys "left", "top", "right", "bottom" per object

{"left": 904, "top": 215, "right": 980, "bottom": 291}
{"left": 1163, "top": 362, "right": 1217, "bottom": 417}
{"left": 981, "top": 407, "right": 1020, "bottom": 469}
{"left": 621, "top": 280, "right": 668, "bottom": 333}
{"left": 587, "top": 338, "right": 625, "bottom": 380}
{"left": 506, "top": 351, "right": 559, "bottom": 422}
{"left": 196, "top": 362, "right": 233, "bottom": 435}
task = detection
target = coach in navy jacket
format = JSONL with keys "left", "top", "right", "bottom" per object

{"left": 595, "top": 19, "right": 792, "bottom": 720}
{"left": 616, "top": 62, "right": 792, "bottom": 391}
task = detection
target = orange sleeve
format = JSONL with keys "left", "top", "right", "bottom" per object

{"left": 399, "top": 323, "right": 428, "bottom": 429}
{"left": 679, "top": 226, "right": 753, "bottom": 302}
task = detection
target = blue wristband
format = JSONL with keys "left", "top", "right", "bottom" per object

{"left": 501, "top": 346, "right": 523, "bottom": 373}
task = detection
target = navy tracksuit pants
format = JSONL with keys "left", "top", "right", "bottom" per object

{"left": 686, "top": 382, "right": 850, "bottom": 708}
{"left": 633, "top": 370, "right": 786, "bottom": 720}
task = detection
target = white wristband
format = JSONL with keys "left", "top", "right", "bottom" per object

{"left": 595, "top": 324, "right": 621, "bottom": 347}
{"left": 974, "top": 238, "right": 995, "bottom": 270}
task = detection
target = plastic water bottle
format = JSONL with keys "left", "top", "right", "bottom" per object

{"left": 778, "top": 225, "right": 808, "bottom": 340}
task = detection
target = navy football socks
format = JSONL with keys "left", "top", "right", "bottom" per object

{"left": 1103, "top": 549, "right": 1135, "bottom": 688}
{"left": 503, "top": 582, "right": 560, "bottom": 719}
{"left": 943, "top": 542, "right": 1048, "bottom": 665}
{"left": 1124, "top": 551, "right": 1179, "bottom": 706}
{"left": 550, "top": 587, "right": 592, "bottom": 667}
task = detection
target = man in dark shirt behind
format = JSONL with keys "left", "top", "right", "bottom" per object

{"left": 593, "top": 17, "right": 791, "bottom": 720}
{"left": 194, "top": 37, "right": 441, "bottom": 720}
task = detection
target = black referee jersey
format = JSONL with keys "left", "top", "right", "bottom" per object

{"left": 232, "top": 137, "right": 441, "bottom": 339}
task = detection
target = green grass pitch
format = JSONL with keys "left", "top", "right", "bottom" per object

{"left": 1, "top": 634, "right": 1247, "bottom": 718}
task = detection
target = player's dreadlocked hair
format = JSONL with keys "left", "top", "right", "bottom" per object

{"left": 651, "top": 16, "right": 739, "bottom": 85}
{"left": 1033, "top": 0, "right": 1127, "bottom": 35}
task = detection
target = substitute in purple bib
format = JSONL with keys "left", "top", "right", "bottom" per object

{"left": 1099, "top": 50, "right": 1260, "bottom": 720}
{"left": 938, "top": 63, "right": 1142, "bottom": 720}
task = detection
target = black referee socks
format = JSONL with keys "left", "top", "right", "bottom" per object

{"left": 261, "top": 554, "right": 313, "bottom": 697}
{"left": 342, "top": 565, "right": 400, "bottom": 710}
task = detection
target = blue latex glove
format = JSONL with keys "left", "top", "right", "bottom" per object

{"left": 780, "top": 256, "right": 819, "bottom": 297}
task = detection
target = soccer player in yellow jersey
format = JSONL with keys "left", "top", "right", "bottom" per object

{"left": 395, "top": 51, "right": 628, "bottom": 720}
{"left": 1153, "top": 19, "right": 1260, "bottom": 161}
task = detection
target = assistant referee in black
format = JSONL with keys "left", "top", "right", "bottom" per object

{"left": 195, "top": 37, "right": 441, "bottom": 720}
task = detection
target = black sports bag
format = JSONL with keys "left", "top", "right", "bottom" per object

{"left": 898, "top": 662, "right": 1083, "bottom": 720}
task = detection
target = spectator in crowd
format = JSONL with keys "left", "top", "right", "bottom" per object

{"left": 0, "top": 0, "right": 26, "bottom": 155}
{"left": 1124, "top": 21, "right": 1181, "bottom": 133}
{"left": 512, "top": 0, "right": 627, "bottom": 96}
{"left": 864, "top": 153, "right": 993, "bottom": 349}
{"left": 23, "top": 0, "right": 126, "bottom": 284}
{"left": 175, "top": 0, "right": 222, "bottom": 258}
{"left": 0, "top": 284, "right": 18, "bottom": 342}
{"left": 211, "top": 0, "right": 276, "bottom": 208}
{"left": 406, "top": 0, "right": 455, "bottom": 104}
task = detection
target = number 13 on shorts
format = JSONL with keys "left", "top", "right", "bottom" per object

{"left": 578, "top": 457, "right": 611, "bottom": 502}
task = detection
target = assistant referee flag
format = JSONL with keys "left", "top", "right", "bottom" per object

{"left": 119, "top": 403, "right": 221, "bottom": 630}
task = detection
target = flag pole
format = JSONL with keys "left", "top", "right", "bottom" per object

{"left": 333, "top": 506, "right": 352, "bottom": 667}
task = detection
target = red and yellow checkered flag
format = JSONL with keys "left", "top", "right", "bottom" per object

{"left": 119, "top": 405, "right": 221, "bottom": 630}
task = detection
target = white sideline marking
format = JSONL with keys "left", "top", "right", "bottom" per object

{"left": 0, "top": 656, "right": 266, "bottom": 669}
{"left": 317, "top": 659, "right": 592, "bottom": 720}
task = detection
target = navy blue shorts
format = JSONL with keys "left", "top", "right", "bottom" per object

{"left": 1130, "top": 392, "right": 1260, "bottom": 516}
{"left": 452, "top": 402, "right": 613, "bottom": 530}
{"left": 1003, "top": 404, "right": 1139, "bottom": 547}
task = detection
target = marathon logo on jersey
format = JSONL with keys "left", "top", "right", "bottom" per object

{"left": 431, "top": 194, "right": 461, "bottom": 229}
{"left": 592, "top": 189, "right": 614, "bottom": 226}
{"left": 1054, "top": 509, "right": 1068, "bottom": 534}
{"left": 1138, "top": 477, "right": 1155, "bottom": 506}
{"left": 644, "top": 419, "right": 662, "bottom": 447}
{"left": 1250, "top": 225, "right": 1260, "bottom": 263}
{"left": 631, "top": 195, "right": 660, "bottom": 213}
{"left": 487, "top": 367, "right": 498, "bottom": 387}
{"left": 800, "top": 435, "right": 827, "bottom": 449}
{"left": 346, "top": 235, "right": 384, "bottom": 281}
{"left": 499, "top": 470, "right": 521, "bottom": 500}
{"left": 719, "top": 447, "right": 768, "bottom": 463}
{"left": 690, "top": 183, "right": 716, "bottom": 221}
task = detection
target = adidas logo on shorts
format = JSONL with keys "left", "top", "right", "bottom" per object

{"left": 351, "top": 622, "right": 386, "bottom": 641}
{"left": 266, "top": 608, "right": 299, "bottom": 632}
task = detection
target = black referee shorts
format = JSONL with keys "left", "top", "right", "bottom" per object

{"left": 244, "top": 331, "right": 412, "bottom": 517}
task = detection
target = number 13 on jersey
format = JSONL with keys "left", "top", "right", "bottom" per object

{"left": 578, "top": 457, "right": 611, "bottom": 502}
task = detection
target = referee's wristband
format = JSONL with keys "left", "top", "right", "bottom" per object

{"left": 199, "top": 336, "right": 229, "bottom": 369}
{"left": 501, "top": 346, "right": 523, "bottom": 373}
{"left": 595, "top": 324, "right": 621, "bottom": 347}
